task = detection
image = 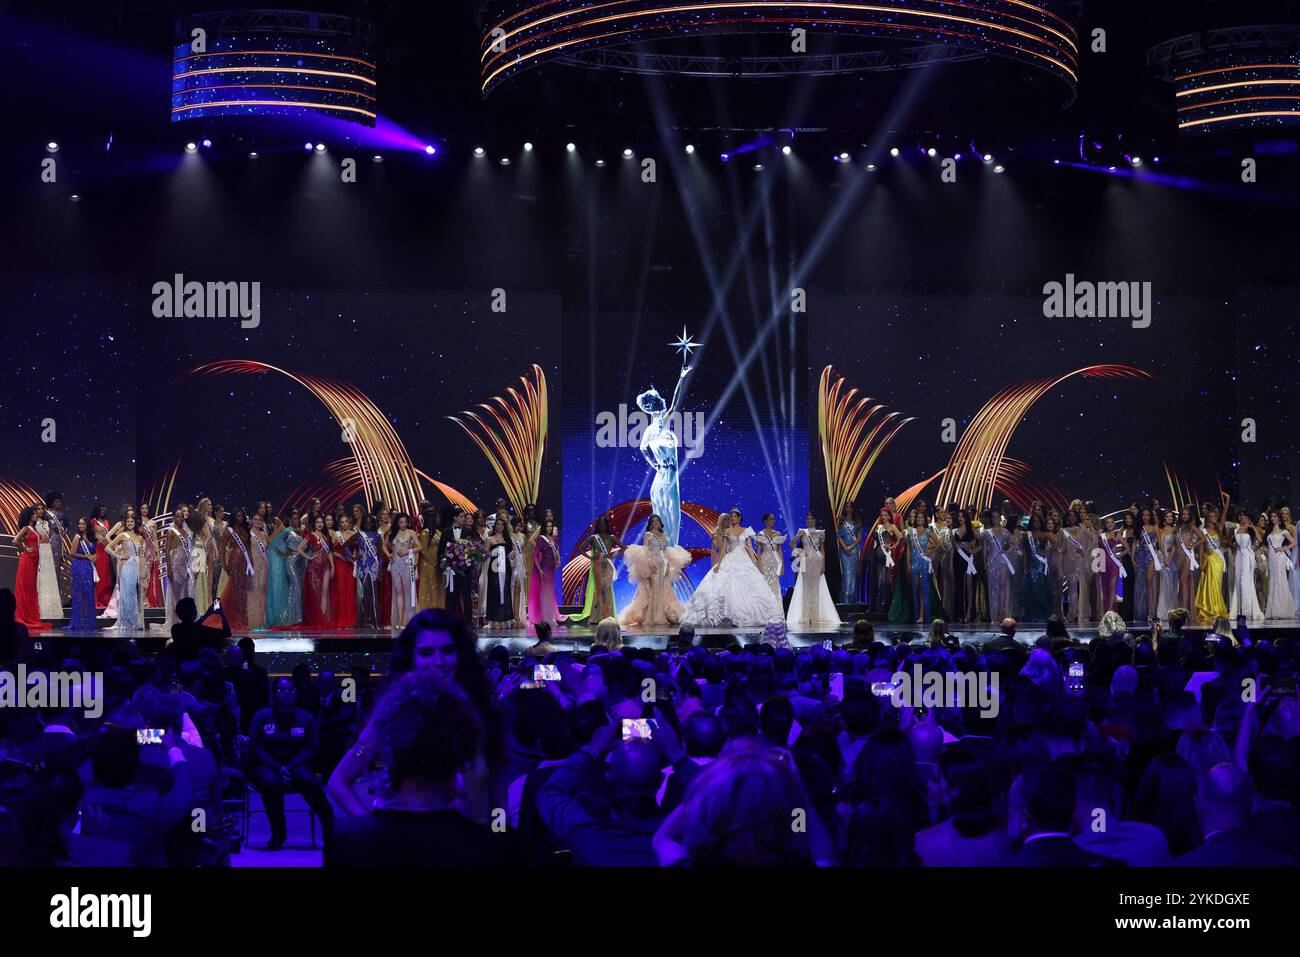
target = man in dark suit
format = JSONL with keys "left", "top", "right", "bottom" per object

{"left": 247, "top": 676, "right": 334, "bottom": 850}
{"left": 1175, "top": 763, "right": 1293, "bottom": 866}
{"left": 437, "top": 506, "right": 474, "bottom": 623}
{"left": 1001, "top": 764, "right": 1122, "bottom": 866}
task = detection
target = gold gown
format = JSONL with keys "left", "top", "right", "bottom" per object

{"left": 417, "top": 527, "right": 444, "bottom": 610}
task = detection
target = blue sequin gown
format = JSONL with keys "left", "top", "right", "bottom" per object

{"left": 265, "top": 526, "right": 291, "bottom": 627}
{"left": 114, "top": 538, "right": 145, "bottom": 634}
{"left": 70, "top": 539, "right": 97, "bottom": 631}
{"left": 837, "top": 522, "right": 860, "bottom": 603}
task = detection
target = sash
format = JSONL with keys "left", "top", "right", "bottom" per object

{"left": 1179, "top": 538, "right": 1200, "bottom": 572}
{"left": 358, "top": 532, "right": 379, "bottom": 580}
{"left": 1101, "top": 534, "right": 1127, "bottom": 578}
{"left": 1062, "top": 528, "right": 1084, "bottom": 553}
{"left": 1271, "top": 537, "right": 1295, "bottom": 572}
{"left": 1141, "top": 530, "right": 1162, "bottom": 572}
{"left": 229, "top": 528, "right": 254, "bottom": 575}
{"left": 179, "top": 527, "right": 193, "bottom": 572}
{"left": 80, "top": 540, "right": 100, "bottom": 583}
{"left": 1028, "top": 534, "right": 1049, "bottom": 573}
{"left": 791, "top": 548, "right": 805, "bottom": 574}
{"left": 911, "top": 530, "right": 933, "bottom": 576}
{"left": 877, "top": 528, "right": 895, "bottom": 568}
{"left": 1206, "top": 535, "right": 1225, "bottom": 564}
{"left": 986, "top": 529, "right": 1015, "bottom": 575}
{"left": 956, "top": 543, "right": 977, "bottom": 576}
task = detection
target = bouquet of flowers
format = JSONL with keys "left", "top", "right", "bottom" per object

{"left": 442, "top": 537, "right": 488, "bottom": 575}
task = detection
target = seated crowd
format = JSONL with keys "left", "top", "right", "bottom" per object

{"left": 1, "top": 589, "right": 1298, "bottom": 867}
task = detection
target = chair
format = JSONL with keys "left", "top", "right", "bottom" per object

{"left": 241, "top": 782, "right": 318, "bottom": 849}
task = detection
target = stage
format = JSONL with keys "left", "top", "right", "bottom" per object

{"left": 29, "top": 614, "right": 1300, "bottom": 676}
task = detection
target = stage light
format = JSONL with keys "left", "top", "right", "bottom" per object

{"left": 566, "top": 142, "right": 576, "bottom": 152}
{"left": 1131, "top": 156, "right": 1143, "bottom": 167}
{"left": 372, "top": 154, "right": 383, "bottom": 162}
{"left": 69, "top": 194, "right": 80, "bottom": 202}
{"left": 185, "top": 141, "right": 198, "bottom": 152}
{"left": 890, "top": 147, "right": 900, "bottom": 157}
{"left": 982, "top": 153, "right": 994, "bottom": 163}
{"left": 685, "top": 144, "right": 695, "bottom": 154}
{"left": 425, "top": 144, "right": 437, "bottom": 155}
{"left": 782, "top": 145, "right": 792, "bottom": 156}
{"left": 927, "top": 147, "right": 937, "bottom": 157}
{"left": 523, "top": 142, "right": 534, "bottom": 152}
{"left": 474, "top": 147, "right": 486, "bottom": 157}
{"left": 1153, "top": 156, "right": 1161, "bottom": 164}
{"left": 866, "top": 163, "right": 877, "bottom": 171}
{"left": 315, "top": 143, "right": 327, "bottom": 153}
{"left": 954, "top": 153, "right": 963, "bottom": 161}
{"left": 993, "top": 164, "right": 1005, "bottom": 173}
{"left": 499, "top": 157, "right": 511, "bottom": 165}
{"left": 595, "top": 159, "right": 606, "bottom": 167}
{"left": 840, "top": 152, "right": 850, "bottom": 162}
{"left": 753, "top": 163, "right": 764, "bottom": 170}
{"left": 202, "top": 138, "right": 212, "bottom": 148}
{"left": 249, "top": 151, "right": 259, "bottom": 159}
{"left": 304, "top": 142, "right": 314, "bottom": 151}
{"left": 721, "top": 153, "right": 730, "bottom": 162}
{"left": 46, "top": 141, "right": 59, "bottom": 153}
{"left": 623, "top": 148, "right": 634, "bottom": 157}
{"left": 1053, "top": 158, "right": 1061, "bottom": 165}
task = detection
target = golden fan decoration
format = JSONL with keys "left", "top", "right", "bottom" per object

{"left": 818, "top": 366, "right": 913, "bottom": 525}
{"left": 449, "top": 364, "right": 549, "bottom": 515}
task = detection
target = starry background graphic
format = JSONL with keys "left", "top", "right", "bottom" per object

{"left": 138, "top": 288, "right": 563, "bottom": 518}
{"left": 563, "top": 310, "right": 808, "bottom": 602}
{"left": 809, "top": 291, "right": 1297, "bottom": 524}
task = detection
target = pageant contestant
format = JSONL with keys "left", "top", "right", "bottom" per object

{"left": 951, "top": 509, "right": 981, "bottom": 623}
{"left": 837, "top": 506, "right": 861, "bottom": 604}
{"left": 106, "top": 516, "right": 146, "bottom": 634}
{"left": 473, "top": 511, "right": 491, "bottom": 624}
{"left": 375, "top": 503, "right": 393, "bottom": 627}
{"left": 100, "top": 505, "right": 138, "bottom": 620}
{"left": 682, "top": 511, "right": 784, "bottom": 628}
{"left": 754, "top": 514, "right": 788, "bottom": 601}
{"left": 788, "top": 512, "right": 841, "bottom": 629}
{"left": 219, "top": 508, "right": 254, "bottom": 632}
{"left": 249, "top": 506, "right": 271, "bottom": 629}
{"left": 905, "top": 510, "right": 940, "bottom": 625}
{"left": 164, "top": 506, "right": 192, "bottom": 627}
{"left": 387, "top": 513, "right": 420, "bottom": 629}
{"left": 44, "top": 492, "right": 68, "bottom": 600}
{"left": 1284, "top": 506, "right": 1300, "bottom": 614}
{"left": 981, "top": 508, "right": 1014, "bottom": 622}
{"left": 932, "top": 510, "right": 955, "bottom": 623}
{"left": 68, "top": 517, "right": 98, "bottom": 631}
{"left": 485, "top": 517, "right": 515, "bottom": 628}
{"left": 12, "top": 506, "right": 51, "bottom": 631}
{"left": 186, "top": 510, "right": 212, "bottom": 616}
{"left": 620, "top": 514, "right": 692, "bottom": 627}
{"left": 1229, "top": 513, "right": 1265, "bottom": 621}
{"left": 510, "top": 517, "right": 527, "bottom": 625}
{"left": 1095, "top": 516, "right": 1127, "bottom": 619}
{"left": 1264, "top": 510, "right": 1296, "bottom": 619}
{"left": 1020, "top": 514, "right": 1055, "bottom": 622}
{"left": 1117, "top": 512, "right": 1138, "bottom": 622}
{"left": 1156, "top": 511, "right": 1180, "bottom": 621}
{"left": 1059, "top": 509, "right": 1091, "bottom": 624}
{"left": 298, "top": 514, "right": 334, "bottom": 628}
{"left": 528, "top": 517, "right": 565, "bottom": 631}
{"left": 1176, "top": 509, "right": 1204, "bottom": 613}
{"left": 138, "top": 501, "right": 163, "bottom": 608}
{"left": 332, "top": 513, "right": 359, "bottom": 629}
{"left": 265, "top": 507, "right": 296, "bottom": 627}
{"left": 355, "top": 515, "right": 382, "bottom": 628}
{"left": 579, "top": 516, "right": 623, "bottom": 623}
{"left": 1134, "top": 507, "right": 1159, "bottom": 623}
{"left": 90, "top": 503, "right": 113, "bottom": 608}
{"left": 33, "top": 503, "right": 63, "bottom": 620}
{"left": 417, "top": 509, "right": 444, "bottom": 612}
{"left": 1196, "top": 512, "right": 1230, "bottom": 623}
{"left": 869, "top": 504, "right": 903, "bottom": 616}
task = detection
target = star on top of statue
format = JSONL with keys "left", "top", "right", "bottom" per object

{"left": 670, "top": 326, "right": 698, "bottom": 359}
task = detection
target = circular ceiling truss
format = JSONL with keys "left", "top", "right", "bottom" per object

{"left": 479, "top": 1, "right": 1081, "bottom": 102}
{"left": 1149, "top": 25, "right": 1300, "bottom": 134}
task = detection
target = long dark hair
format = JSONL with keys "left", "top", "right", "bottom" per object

{"left": 388, "top": 512, "right": 411, "bottom": 544}
{"left": 389, "top": 609, "right": 502, "bottom": 758}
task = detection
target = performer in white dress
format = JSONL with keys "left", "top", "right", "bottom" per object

{"left": 619, "top": 514, "right": 693, "bottom": 627}
{"left": 681, "top": 511, "right": 784, "bottom": 628}
{"left": 1229, "top": 516, "right": 1265, "bottom": 621}
{"left": 1264, "top": 511, "right": 1296, "bottom": 619}
{"left": 787, "top": 513, "right": 842, "bottom": 629}
{"left": 34, "top": 508, "right": 64, "bottom": 619}
{"left": 754, "top": 514, "right": 788, "bottom": 600}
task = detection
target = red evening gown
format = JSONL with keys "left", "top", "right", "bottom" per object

{"left": 302, "top": 533, "right": 333, "bottom": 628}
{"left": 331, "top": 533, "right": 358, "bottom": 628}
{"left": 15, "top": 530, "right": 50, "bottom": 631}
{"left": 218, "top": 528, "right": 252, "bottom": 632}
{"left": 92, "top": 519, "right": 113, "bottom": 607}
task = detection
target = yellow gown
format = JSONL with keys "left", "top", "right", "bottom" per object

{"left": 1195, "top": 535, "right": 1228, "bottom": 623}
{"left": 417, "top": 528, "right": 444, "bottom": 610}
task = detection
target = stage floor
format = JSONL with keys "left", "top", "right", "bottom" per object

{"left": 33, "top": 618, "right": 1300, "bottom": 676}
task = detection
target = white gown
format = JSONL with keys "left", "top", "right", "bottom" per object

{"left": 1264, "top": 531, "right": 1296, "bottom": 619}
{"left": 682, "top": 528, "right": 784, "bottom": 627}
{"left": 1229, "top": 531, "right": 1265, "bottom": 621}
{"left": 786, "top": 528, "right": 842, "bottom": 629}
{"left": 35, "top": 520, "right": 63, "bottom": 619}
